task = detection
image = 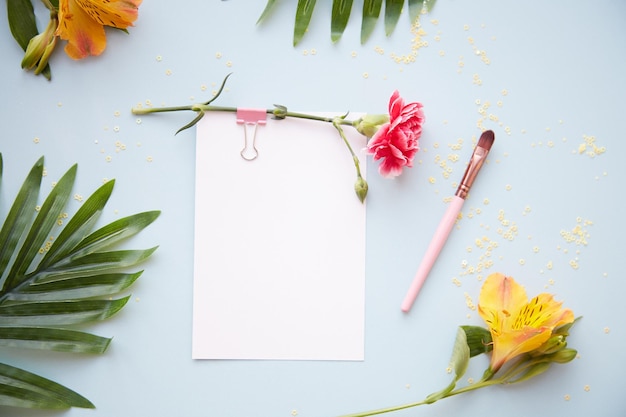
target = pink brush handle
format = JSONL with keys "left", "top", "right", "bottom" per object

{"left": 401, "top": 195, "right": 465, "bottom": 312}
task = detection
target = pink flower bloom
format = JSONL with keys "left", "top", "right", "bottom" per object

{"left": 367, "top": 91, "right": 425, "bottom": 178}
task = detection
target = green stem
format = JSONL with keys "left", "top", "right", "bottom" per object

{"left": 132, "top": 104, "right": 357, "bottom": 126}
{"left": 332, "top": 120, "right": 363, "bottom": 179}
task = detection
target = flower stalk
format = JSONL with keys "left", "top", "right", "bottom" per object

{"left": 132, "top": 75, "right": 425, "bottom": 202}
{"left": 340, "top": 273, "right": 579, "bottom": 417}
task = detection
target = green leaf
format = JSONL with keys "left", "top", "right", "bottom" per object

{"left": 361, "top": 0, "right": 382, "bottom": 44}
{"left": 38, "top": 179, "right": 115, "bottom": 269}
{"left": 0, "top": 154, "right": 160, "bottom": 409}
{"left": 0, "top": 327, "right": 111, "bottom": 353}
{"left": 408, "top": 0, "right": 423, "bottom": 24}
{"left": 6, "top": 0, "right": 52, "bottom": 79}
{"left": 384, "top": 0, "right": 403, "bottom": 36}
{"left": 6, "top": 0, "right": 38, "bottom": 50}
{"left": 294, "top": 0, "right": 317, "bottom": 46}
{"left": 0, "top": 297, "right": 130, "bottom": 326}
{"left": 176, "top": 111, "right": 205, "bottom": 135}
{"left": 424, "top": 0, "right": 437, "bottom": 12}
{"left": 450, "top": 327, "right": 471, "bottom": 381}
{"left": 50, "top": 211, "right": 160, "bottom": 266}
{"left": 39, "top": 248, "right": 158, "bottom": 281}
{"left": 461, "top": 325, "right": 493, "bottom": 357}
{"left": 0, "top": 362, "right": 94, "bottom": 409}
{"left": 423, "top": 327, "right": 471, "bottom": 405}
{"left": 331, "top": 0, "right": 354, "bottom": 43}
{"left": 256, "top": 0, "right": 278, "bottom": 24}
{"left": 0, "top": 157, "right": 43, "bottom": 286}
{"left": 10, "top": 272, "right": 142, "bottom": 302}
{"left": 4, "top": 164, "right": 77, "bottom": 289}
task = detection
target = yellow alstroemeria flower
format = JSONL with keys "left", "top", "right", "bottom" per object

{"left": 478, "top": 272, "right": 575, "bottom": 373}
{"left": 56, "top": 0, "right": 142, "bottom": 59}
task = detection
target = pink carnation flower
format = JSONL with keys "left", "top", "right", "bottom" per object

{"left": 367, "top": 90, "right": 425, "bottom": 178}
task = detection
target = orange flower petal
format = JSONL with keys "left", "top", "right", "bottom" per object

{"left": 57, "top": 0, "right": 107, "bottom": 59}
{"left": 56, "top": 0, "right": 142, "bottom": 59}
{"left": 74, "top": 0, "right": 142, "bottom": 29}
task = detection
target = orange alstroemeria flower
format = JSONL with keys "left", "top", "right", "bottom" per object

{"left": 478, "top": 273, "right": 575, "bottom": 373}
{"left": 56, "top": 0, "right": 142, "bottom": 59}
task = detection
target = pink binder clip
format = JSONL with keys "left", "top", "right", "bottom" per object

{"left": 236, "top": 108, "right": 267, "bottom": 161}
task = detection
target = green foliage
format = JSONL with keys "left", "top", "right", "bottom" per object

{"left": 0, "top": 154, "right": 160, "bottom": 409}
{"left": 257, "top": 0, "right": 437, "bottom": 45}
{"left": 6, "top": 0, "right": 52, "bottom": 79}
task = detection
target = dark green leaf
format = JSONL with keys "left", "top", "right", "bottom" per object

{"left": 0, "top": 362, "right": 94, "bottom": 408}
{"left": 39, "top": 179, "right": 115, "bottom": 269}
{"left": 6, "top": 0, "right": 52, "bottom": 79}
{"left": 62, "top": 211, "right": 160, "bottom": 260}
{"left": 0, "top": 327, "right": 111, "bottom": 353}
{"left": 0, "top": 156, "right": 159, "bottom": 409}
{"left": 6, "top": 0, "right": 38, "bottom": 50}
{"left": 256, "top": 0, "right": 277, "bottom": 24}
{"left": 361, "top": 0, "right": 382, "bottom": 44}
{"left": 40, "top": 248, "right": 158, "bottom": 281}
{"left": 176, "top": 111, "right": 205, "bottom": 135}
{"left": 10, "top": 272, "right": 142, "bottom": 302}
{"left": 0, "top": 157, "right": 43, "bottom": 286}
{"left": 294, "top": 0, "right": 317, "bottom": 46}
{"left": 461, "top": 325, "right": 493, "bottom": 357}
{"left": 331, "top": 0, "right": 353, "bottom": 43}
{"left": 0, "top": 297, "right": 130, "bottom": 326}
{"left": 5, "top": 164, "right": 76, "bottom": 289}
{"left": 384, "top": 0, "right": 403, "bottom": 36}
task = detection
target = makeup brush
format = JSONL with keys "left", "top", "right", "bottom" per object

{"left": 401, "top": 130, "right": 495, "bottom": 312}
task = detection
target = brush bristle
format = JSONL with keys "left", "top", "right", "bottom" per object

{"left": 478, "top": 130, "right": 495, "bottom": 151}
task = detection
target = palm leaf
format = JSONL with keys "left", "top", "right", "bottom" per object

{"left": 384, "top": 0, "right": 404, "bottom": 36}
{"left": 257, "top": 0, "right": 437, "bottom": 45}
{"left": 294, "top": 0, "right": 317, "bottom": 46}
{"left": 0, "top": 154, "right": 160, "bottom": 409}
{"left": 0, "top": 362, "right": 94, "bottom": 409}
{"left": 331, "top": 0, "right": 354, "bottom": 43}
{"left": 408, "top": 0, "right": 424, "bottom": 24}
{"left": 361, "top": 0, "right": 382, "bottom": 44}
{"left": 256, "top": 0, "right": 277, "bottom": 24}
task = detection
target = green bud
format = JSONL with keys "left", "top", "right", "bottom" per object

{"left": 354, "top": 176, "right": 368, "bottom": 203}
{"left": 273, "top": 104, "right": 288, "bottom": 120}
{"left": 546, "top": 348, "right": 578, "bottom": 364}
{"left": 21, "top": 16, "right": 58, "bottom": 75}
{"left": 353, "top": 114, "right": 389, "bottom": 138}
{"left": 531, "top": 335, "right": 567, "bottom": 356}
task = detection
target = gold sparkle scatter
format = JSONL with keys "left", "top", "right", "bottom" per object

{"left": 576, "top": 134, "right": 606, "bottom": 158}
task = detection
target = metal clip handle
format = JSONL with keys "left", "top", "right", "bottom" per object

{"left": 236, "top": 108, "right": 267, "bottom": 161}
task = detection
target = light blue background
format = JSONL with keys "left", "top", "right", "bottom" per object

{"left": 1, "top": 1, "right": 624, "bottom": 416}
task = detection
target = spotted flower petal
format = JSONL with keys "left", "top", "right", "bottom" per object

{"left": 56, "top": 0, "right": 142, "bottom": 59}
{"left": 478, "top": 273, "right": 575, "bottom": 372}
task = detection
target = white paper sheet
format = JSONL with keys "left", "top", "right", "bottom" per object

{"left": 192, "top": 111, "right": 366, "bottom": 360}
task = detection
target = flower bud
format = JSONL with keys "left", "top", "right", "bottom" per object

{"left": 546, "top": 348, "right": 578, "bottom": 364}
{"left": 272, "top": 104, "right": 288, "bottom": 120}
{"left": 21, "top": 16, "right": 59, "bottom": 75}
{"left": 531, "top": 335, "right": 567, "bottom": 356}
{"left": 353, "top": 114, "right": 389, "bottom": 138}
{"left": 354, "top": 176, "right": 368, "bottom": 203}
